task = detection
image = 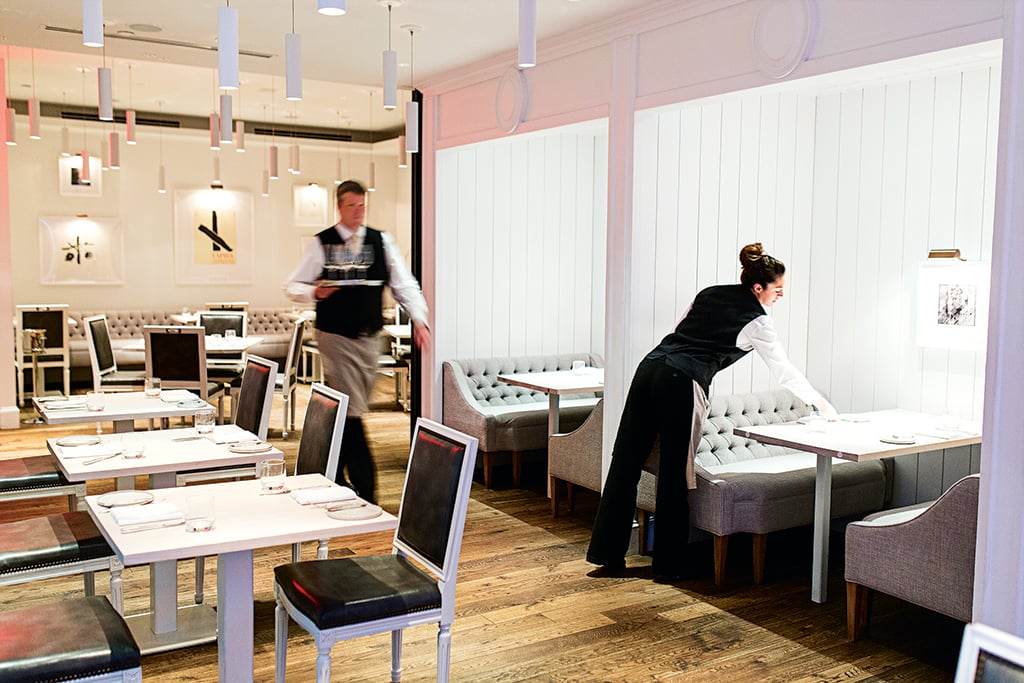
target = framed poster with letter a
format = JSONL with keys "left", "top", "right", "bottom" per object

{"left": 173, "top": 189, "right": 254, "bottom": 284}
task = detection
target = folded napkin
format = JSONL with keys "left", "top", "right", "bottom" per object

{"left": 290, "top": 486, "right": 357, "bottom": 506}
{"left": 43, "top": 400, "right": 88, "bottom": 411}
{"left": 58, "top": 443, "right": 123, "bottom": 459}
{"left": 110, "top": 502, "right": 184, "bottom": 528}
{"left": 205, "top": 424, "right": 259, "bottom": 444}
{"left": 160, "top": 389, "right": 198, "bottom": 403}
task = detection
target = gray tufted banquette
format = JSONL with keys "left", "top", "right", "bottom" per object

{"left": 442, "top": 353, "right": 603, "bottom": 487}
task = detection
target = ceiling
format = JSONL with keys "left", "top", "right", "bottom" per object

{"left": 0, "top": 0, "right": 644, "bottom": 134}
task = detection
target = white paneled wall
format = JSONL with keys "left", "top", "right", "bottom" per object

{"left": 633, "top": 62, "right": 999, "bottom": 504}
{"left": 434, "top": 124, "right": 608, "bottom": 369}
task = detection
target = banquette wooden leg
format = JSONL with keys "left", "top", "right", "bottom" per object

{"left": 713, "top": 534, "right": 729, "bottom": 586}
{"left": 550, "top": 476, "right": 560, "bottom": 518}
{"left": 847, "top": 581, "right": 870, "bottom": 640}
{"left": 752, "top": 533, "right": 767, "bottom": 585}
{"left": 482, "top": 451, "right": 493, "bottom": 489}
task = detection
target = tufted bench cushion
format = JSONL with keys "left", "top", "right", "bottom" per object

{"left": 0, "top": 596, "right": 140, "bottom": 683}
{"left": 442, "top": 354, "right": 603, "bottom": 487}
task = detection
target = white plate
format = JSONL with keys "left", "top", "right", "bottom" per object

{"left": 327, "top": 504, "right": 383, "bottom": 521}
{"left": 56, "top": 435, "right": 103, "bottom": 447}
{"left": 176, "top": 399, "right": 208, "bottom": 409}
{"left": 228, "top": 442, "right": 273, "bottom": 454}
{"left": 97, "top": 490, "right": 155, "bottom": 508}
{"left": 880, "top": 435, "right": 916, "bottom": 445}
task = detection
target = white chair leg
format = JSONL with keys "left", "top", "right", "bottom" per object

{"left": 194, "top": 557, "right": 205, "bottom": 604}
{"left": 391, "top": 629, "right": 403, "bottom": 683}
{"left": 63, "top": 364, "right": 71, "bottom": 398}
{"left": 274, "top": 598, "right": 288, "bottom": 683}
{"left": 316, "top": 539, "right": 328, "bottom": 560}
{"left": 83, "top": 571, "right": 96, "bottom": 596}
{"left": 110, "top": 558, "right": 124, "bottom": 614}
{"left": 290, "top": 388, "right": 298, "bottom": 430}
{"left": 437, "top": 623, "right": 452, "bottom": 683}
{"left": 316, "top": 646, "right": 332, "bottom": 683}
{"left": 281, "top": 394, "right": 290, "bottom": 438}
{"left": 291, "top": 542, "right": 301, "bottom": 563}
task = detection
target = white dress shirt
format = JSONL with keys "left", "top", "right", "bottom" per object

{"left": 282, "top": 223, "right": 429, "bottom": 327}
{"left": 736, "top": 314, "right": 821, "bottom": 408}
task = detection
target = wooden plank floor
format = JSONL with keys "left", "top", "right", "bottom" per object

{"left": 0, "top": 381, "right": 964, "bottom": 681}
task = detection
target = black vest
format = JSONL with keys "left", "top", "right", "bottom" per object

{"left": 315, "top": 226, "right": 388, "bottom": 338}
{"left": 646, "top": 284, "right": 766, "bottom": 395}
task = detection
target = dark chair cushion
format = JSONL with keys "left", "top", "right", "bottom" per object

{"left": 235, "top": 361, "right": 274, "bottom": 436}
{"left": 294, "top": 390, "right": 340, "bottom": 476}
{"left": 0, "top": 455, "right": 68, "bottom": 492}
{"left": 0, "top": 511, "right": 112, "bottom": 574}
{"left": 0, "top": 596, "right": 140, "bottom": 683}
{"left": 100, "top": 369, "right": 146, "bottom": 386}
{"left": 275, "top": 555, "right": 441, "bottom": 629}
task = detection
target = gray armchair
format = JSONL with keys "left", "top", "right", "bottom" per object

{"left": 845, "top": 473, "right": 979, "bottom": 640}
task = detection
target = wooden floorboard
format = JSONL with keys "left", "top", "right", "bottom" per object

{"left": 0, "top": 379, "right": 963, "bottom": 681}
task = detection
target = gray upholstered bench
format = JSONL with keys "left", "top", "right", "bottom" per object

{"left": 0, "top": 596, "right": 140, "bottom": 682}
{"left": 442, "top": 353, "right": 603, "bottom": 487}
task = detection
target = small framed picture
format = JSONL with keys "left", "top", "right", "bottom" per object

{"left": 293, "top": 183, "right": 330, "bottom": 227}
{"left": 915, "top": 260, "right": 990, "bottom": 351}
{"left": 58, "top": 155, "right": 103, "bottom": 197}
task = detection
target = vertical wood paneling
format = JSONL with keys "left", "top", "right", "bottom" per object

{"left": 508, "top": 142, "right": 530, "bottom": 354}
{"left": 632, "top": 112, "right": 660, "bottom": 362}
{"left": 455, "top": 148, "right": 478, "bottom": 358}
{"left": 654, "top": 111, "right": 681, "bottom": 343}
{"left": 474, "top": 145, "right": 495, "bottom": 355}
{"left": 492, "top": 142, "right": 513, "bottom": 358}
{"left": 787, "top": 94, "right": 817, "bottom": 387}
{"left": 592, "top": 133, "right": 608, "bottom": 357}
{"left": 525, "top": 137, "right": 547, "bottom": 355}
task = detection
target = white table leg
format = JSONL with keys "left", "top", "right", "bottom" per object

{"left": 218, "top": 549, "right": 255, "bottom": 683}
{"left": 811, "top": 455, "right": 833, "bottom": 603}
{"left": 113, "top": 419, "right": 135, "bottom": 433}
{"left": 150, "top": 560, "right": 179, "bottom": 633}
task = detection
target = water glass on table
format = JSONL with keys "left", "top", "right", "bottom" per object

{"left": 185, "top": 495, "right": 215, "bottom": 532}
{"left": 258, "top": 458, "right": 287, "bottom": 494}
{"left": 195, "top": 408, "right": 216, "bottom": 436}
{"left": 144, "top": 377, "right": 161, "bottom": 398}
{"left": 86, "top": 391, "right": 105, "bottom": 412}
{"left": 121, "top": 436, "right": 145, "bottom": 460}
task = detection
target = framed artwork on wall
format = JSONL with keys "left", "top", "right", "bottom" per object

{"left": 293, "top": 183, "right": 330, "bottom": 227}
{"left": 58, "top": 155, "right": 103, "bottom": 197}
{"left": 39, "top": 215, "right": 124, "bottom": 285}
{"left": 173, "top": 188, "right": 255, "bottom": 285}
{"left": 915, "top": 259, "right": 990, "bottom": 351}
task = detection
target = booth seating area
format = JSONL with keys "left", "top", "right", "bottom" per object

{"left": 548, "top": 390, "right": 889, "bottom": 585}
{"left": 441, "top": 353, "right": 604, "bottom": 488}
{"left": 64, "top": 308, "right": 303, "bottom": 379}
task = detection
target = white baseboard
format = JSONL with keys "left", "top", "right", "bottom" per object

{"left": 0, "top": 405, "right": 21, "bottom": 430}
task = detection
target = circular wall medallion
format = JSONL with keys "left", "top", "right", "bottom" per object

{"left": 752, "top": 0, "right": 818, "bottom": 79}
{"left": 495, "top": 67, "right": 529, "bottom": 134}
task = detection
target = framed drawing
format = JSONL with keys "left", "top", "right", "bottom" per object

{"left": 916, "top": 259, "right": 990, "bottom": 351}
{"left": 173, "top": 188, "right": 255, "bottom": 285}
{"left": 58, "top": 155, "right": 103, "bottom": 197}
{"left": 39, "top": 215, "right": 124, "bottom": 285}
{"left": 293, "top": 183, "right": 330, "bottom": 227}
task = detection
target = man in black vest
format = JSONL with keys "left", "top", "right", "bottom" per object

{"left": 284, "top": 180, "right": 429, "bottom": 503}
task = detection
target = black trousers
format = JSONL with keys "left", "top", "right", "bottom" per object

{"left": 336, "top": 417, "right": 377, "bottom": 504}
{"left": 586, "top": 358, "right": 695, "bottom": 574}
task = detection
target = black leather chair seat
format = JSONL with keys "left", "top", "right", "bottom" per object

{"left": 0, "top": 455, "right": 68, "bottom": 492}
{"left": 0, "top": 596, "right": 139, "bottom": 683}
{"left": 275, "top": 554, "right": 441, "bottom": 629}
{"left": 0, "top": 512, "right": 112, "bottom": 574}
{"left": 99, "top": 369, "right": 146, "bottom": 386}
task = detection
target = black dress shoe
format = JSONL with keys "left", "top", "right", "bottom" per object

{"left": 586, "top": 559, "right": 626, "bottom": 578}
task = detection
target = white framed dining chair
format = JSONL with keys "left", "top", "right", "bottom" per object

{"left": 955, "top": 622, "right": 1024, "bottom": 682}
{"left": 273, "top": 419, "right": 478, "bottom": 683}
{"left": 84, "top": 314, "right": 146, "bottom": 393}
{"left": 277, "top": 316, "right": 308, "bottom": 437}
{"left": 143, "top": 325, "right": 225, "bottom": 420}
{"left": 14, "top": 303, "right": 72, "bottom": 405}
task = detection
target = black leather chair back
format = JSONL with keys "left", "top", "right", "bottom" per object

{"left": 87, "top": 316, "right": 116, "bottom": 374}
{"left": 295, "top": 388, "right": 342, "bottom": 477}
{"left": 234, "top": 359, "right": 274, "bottom": 437}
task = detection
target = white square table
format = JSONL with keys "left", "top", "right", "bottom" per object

{"left": 734, "top": 408, "right": 981, "bottom": 603}
{"left": 50, "top": 425, "right": 285, "bottom": 653}
{"left": 122, "top": 334, "right": 265, "bottom": 355}
{"left": 497, "top": 367, "right": 605, "bottom": 436}
{"left": 86, "top": 474, "right": 397, "bottom": 682}
{"left": 33, "top": 390, "right": 214, "bottom": 433}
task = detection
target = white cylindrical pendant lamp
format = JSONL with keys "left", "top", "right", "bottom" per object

{"left": 157, "top": 164, "right": 166, "bottom": 193}
{"left": 398, "top": 134, "right": 408, "bottom": 168}
{"left": 218, "top": 5, "right": 239, "bottom": 90}
{"left": 220, "top": 94, "right": 233, "bottom": 144}
{"left": 383, "top": 50, "right": 397, "bottom": 110}
{"left": 61, "top": 126, "right": 71, "bottom": 156}
{"left": 83, "top": 0, "right": 104, "bottom": 47}
{"left": 125, "top": 109, "right": 136, "bottom": 144}
{"left": 5, "top": 108, "right": 16, "bottom": 146}
{"left": 79, "top": 150, "right": 91, "bottom": 182}
{"left": 108, "top": 131, "right": 120, "bottom": 169}
{"left": 405, "top": 100, "right": 419, "bottom": 153}
{"left": 261, "top": 169, "right": 270, "bottom": 196}
{"left": 289, "top": 143, "right": 301, "bottom": 175}
{"left": 367, "top": 161, "right": 376, "bottom": 191}
{"left": 28, "top": 99, "right": 41, "bottom": 139}
{"left": 269, "top": 145, "right": 279, "bottom": 179}
{"left": 213, "top": 156, "right": 221, "bottom": 183}
{"left": 235, "top": 120, "right": 245, "bottom": 152}
{"left": 98, "top": 67, "right": 113, "bottom": 121}
{"left": 286, "top": 33, "right": 302, "bottom": 101}
{"left": 209, "top": 113, "right": 221, "bottom": 150}
{"left": 317, "top": 0, "right": 345, "bottom": 15}
{"left": 518, "top": 0, "right": 537, "bottom": 68}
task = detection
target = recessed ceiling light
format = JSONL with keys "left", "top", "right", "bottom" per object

{"left": 129, "top": 23, "right": 162, "bottom": 33}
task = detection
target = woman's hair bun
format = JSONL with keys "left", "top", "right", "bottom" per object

{"left": 739, "top": 242, "right": 765, "bottom": 267}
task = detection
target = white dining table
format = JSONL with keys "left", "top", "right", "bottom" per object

{"left": 50, "top": 424, "right": 284, "bottom": 654}
{"left": 734, "top": 408, "right": 982, "bottom": 603}
{"left": 122, "top": 334, "right": 265, "bottom": 355}
{"left": 497, "top": 367, "right": 605, "bottom": 436}
{"left": 86, "top": 474, "right": 397, "bottom": 682}
{"left": 33, "top": 390, "right": 214, "bottom": 433}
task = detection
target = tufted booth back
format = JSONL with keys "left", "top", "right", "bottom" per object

{"left": 693, "top": 390, "right": 812, "bottom": 468}
{"left": 68, "top": 311, "right": 176, "bottom": 340}
{"left": 448, "top": 353, "right": 604, "bottom": 409}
